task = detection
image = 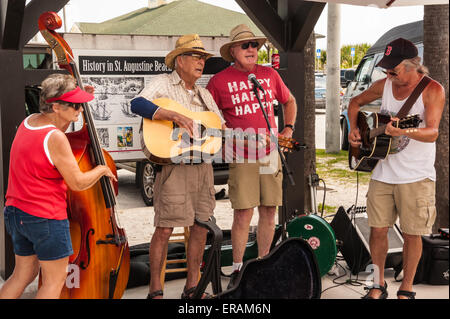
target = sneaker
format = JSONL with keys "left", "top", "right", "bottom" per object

{"left": 226, "top": 270, "right": 240, "bottom": 290}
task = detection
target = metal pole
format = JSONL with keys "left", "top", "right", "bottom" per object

{"left": 325, "top": 3, "right": 341, "bottom": 153}
{"left": 62, "top": 5, "right": 67, "bottom": 32}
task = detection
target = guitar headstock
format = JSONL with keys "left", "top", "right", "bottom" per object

{"left": 398, "top": 114, "right": 422, "bottom": 129}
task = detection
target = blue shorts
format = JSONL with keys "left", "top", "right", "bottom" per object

{"left": 3, "top": 206, "right": 73, "bottom": 261}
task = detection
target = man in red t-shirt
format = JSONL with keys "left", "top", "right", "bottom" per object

{"left": 207, "top": 24, "right": 297, "bottom": 289}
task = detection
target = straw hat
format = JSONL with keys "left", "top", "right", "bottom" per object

{"left": 220, "top": 24, "right": 267, "bottom": 62}
{"left": 165, "top": 34, "right": 213, "bottom": 70}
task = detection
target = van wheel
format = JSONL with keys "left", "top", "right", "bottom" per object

{"left": 140, "top": 161, "right": 155, "bottom": 206}
{"left": 341, "top": 120, "right": 349, "bottom": 151}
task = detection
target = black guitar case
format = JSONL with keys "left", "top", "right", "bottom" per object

{"left": 216, "top": 238, "right": 322, "bottom": 299}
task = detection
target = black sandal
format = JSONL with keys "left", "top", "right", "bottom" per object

{"left": 147, "top": 290, "right": 163, "bottom": 299}
{"left": 397, "top": 290, "right": 416, "bottom": 299}
{"left": 361, "top": 281, "right": 388, "bottom": 299}
{"left": 181, "top": 286, "right": 212, "bottom": 299}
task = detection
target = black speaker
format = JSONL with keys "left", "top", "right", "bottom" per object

{"left": 330, "top": 206, "right": 404, "bottom": 275}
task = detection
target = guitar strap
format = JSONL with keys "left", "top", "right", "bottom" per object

{"left": 396, "top": 75, "right": 432, "bottom": 119}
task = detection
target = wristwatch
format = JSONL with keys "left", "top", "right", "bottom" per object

{"left": 284, "top": 124, "right": 295, "bottom": 132}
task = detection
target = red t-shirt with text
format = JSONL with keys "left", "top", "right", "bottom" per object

{"left": 206, "top": 64, "right": 290, "bottom": 159}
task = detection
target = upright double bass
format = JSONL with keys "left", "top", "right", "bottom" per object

{"left": 38, "top": 12, "right": 130, "bottom": 299}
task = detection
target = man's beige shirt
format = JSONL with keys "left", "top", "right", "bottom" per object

{"left": 138, "top": 71, "right": 225, "bottom": 123}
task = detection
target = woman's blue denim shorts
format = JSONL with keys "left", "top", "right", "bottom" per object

{"left": 3, "top": 206, "right": 73, "bottom": 261}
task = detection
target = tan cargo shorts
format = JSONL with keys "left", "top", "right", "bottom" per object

{"left": 153, "top": 163, "right": 215, "bottom": 227}
{"left": 366, "top": 178, "right": 436, "bottom": 235}
{"left": 228, "top": 151, "right": 283, "bottom": 210}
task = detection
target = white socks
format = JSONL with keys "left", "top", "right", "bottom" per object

{"left": 232, "top": 262, "right": 243, "bottom": 273}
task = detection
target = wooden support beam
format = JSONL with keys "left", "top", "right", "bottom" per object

{"left": 24, "top": 69, "right": 68, "bottom": 86}
{"left": 283, "top": 51, "right": 306, "bottom": 218}
{"left": 20, "top": 0, "right": 69, "bottom": 47}
{"left": 1, "top": 0, "right": 25, "bottom": 49}
{"left": 0, "top": 49, "right": 26, "bottom": 279}
{"left": 289, "top": 1, "right": 325, "bottom": 52}
{"left": 236, "top": 0, "right": 287, "bottom": 51}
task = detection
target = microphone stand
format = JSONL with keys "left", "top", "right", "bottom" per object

{"left": 252, "top": 86, "right": 295, "bottom": 240}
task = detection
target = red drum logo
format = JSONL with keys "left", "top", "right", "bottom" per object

{"left": 307, "top": 237, "right": 321, "bottom": 250}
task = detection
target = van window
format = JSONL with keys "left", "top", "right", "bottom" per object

{"left": 371, "top": 67, "right": 386, "bottom": 82}
{"left": 355, "top": 57, "right": 374, "bottom": 82}
{"left": 371, "top": 55, "right": 386, "bottom": 82}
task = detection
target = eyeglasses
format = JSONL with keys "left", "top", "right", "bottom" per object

{"left": 181, "top": 52, "right": 208, "bottom": 61}
{"left": 239, "top": 41, "right": 259, "bottom": 50}
{"left": 70, "top": 103, "right": 83, "bottom": 111}
{"left": 58, "top": 101, "right": 83, "bottom": 110}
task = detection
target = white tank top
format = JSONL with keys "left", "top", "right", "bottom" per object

{"left": 371, "top": 78, "right": 435, "bottom": 184}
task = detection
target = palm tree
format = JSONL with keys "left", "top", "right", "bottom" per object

{"left": 424, "top": 4, "right": 449, "bottom": 232}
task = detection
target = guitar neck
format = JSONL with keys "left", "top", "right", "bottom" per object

{"left": 213, "top": 128, "right": 278, "bottom": 142}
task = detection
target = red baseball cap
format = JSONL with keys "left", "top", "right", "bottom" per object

{"left": 46, "top": 86, "right": 94, "bottom": 104}
{"left": 376, "top": 38, "right": 418, "bottom": 70}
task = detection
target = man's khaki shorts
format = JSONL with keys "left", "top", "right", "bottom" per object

{"left": 153, "top": 163, "right": 215, "bottom": 227}
{"left": 228, "top": 152, "right": 283, "bottom": 210}
{"left": 366, "top": 178, "right": 436, "bottom": 235}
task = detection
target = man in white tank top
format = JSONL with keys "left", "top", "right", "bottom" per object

{"left": 348, "top": 38, "right": 445, "bottom": 299}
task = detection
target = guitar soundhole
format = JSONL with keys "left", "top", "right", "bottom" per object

{"left": 172, "top": 122, "right": 208, "bottom": 148}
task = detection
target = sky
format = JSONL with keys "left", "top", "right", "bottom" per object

{"left": 46, "top": 0, "right": 424, "bottom": 50}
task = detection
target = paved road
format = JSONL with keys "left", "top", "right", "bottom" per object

{"left": 315, "top": 112, "right": 326, "bottom": 149}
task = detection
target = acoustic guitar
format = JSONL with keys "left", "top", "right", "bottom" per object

{"left": 141, "top": 98, "right": 301, "bottom": 165}
{"left": 349, "top": 111, "right": 422, "bottom": 172}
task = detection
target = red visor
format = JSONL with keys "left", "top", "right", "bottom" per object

{"left": 46, "top": 86, "right": 94, "bottom": 104}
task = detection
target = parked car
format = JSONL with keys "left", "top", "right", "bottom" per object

{"left": 315, "top": 87, "right": 326, "bottom": 109}
{"left": 315, "top": 73, "right": 326, "bottom": 109}
{"left": 340, "top": 68, "right": 354, "bottom": 88}
{"left": 136, "top": 160, "right": 229, "bottom": 206}
{"left": 339, "top": 20, "right": 424, "bottom": 150}
{"left": 315, "top": 73, "right": 345, "bottom": 110}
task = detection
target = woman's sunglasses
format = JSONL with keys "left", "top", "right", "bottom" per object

{"left": 58, "top": 101, "right": 83, "bottom": 110}
{"left": 239, "top": 41, "right": 259, "bottom": 50}
{"left": 70, "top": 103, "right": 83, "bottom": 110}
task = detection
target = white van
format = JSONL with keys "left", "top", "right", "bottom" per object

{"left": 340, "top": 20, "right": 424, "bottom": 150}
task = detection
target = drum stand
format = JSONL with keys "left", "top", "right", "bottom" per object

{"left": 308, "top": 173, "right": 320, "bottom": 215}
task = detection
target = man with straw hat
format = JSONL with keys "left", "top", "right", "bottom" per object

{"left": 207, "top": 24, "right": 297, "bottom": 289}
{"left": 131, "top": 34, "right": 225, "bottom": 299}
